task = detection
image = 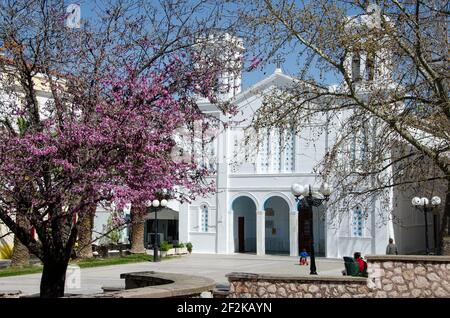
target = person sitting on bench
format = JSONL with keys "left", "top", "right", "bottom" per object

{"left": 342, "top": 253, "right": 368, "bottom": 277}
{"left": 354, "top": 252, "right": 368, "bottom": 277}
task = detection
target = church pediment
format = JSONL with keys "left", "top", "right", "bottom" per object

{"left": 232, "top": 70, "right": 297, "bottom": 105}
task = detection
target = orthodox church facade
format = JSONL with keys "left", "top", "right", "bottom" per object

{"left": 172, "top": 11, "right": 438, "bottom": 258}
{"left": 176, "top": 65, "right": 393, "bottom": 258}
{"left": 93, "top": 8, "right": 439, "bottom": 259}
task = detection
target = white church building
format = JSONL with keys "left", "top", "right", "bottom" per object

{"left": 176, "top": 66, "right": 389, "bottom": 259}
{"left": 152, "top": 11, "right": 440, "bottom": 259}
{"left": 93, "top": 9, "right": 441, "bottom": 260}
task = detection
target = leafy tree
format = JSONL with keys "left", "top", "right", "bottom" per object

{"left": 238, "top": 0, "right": 449, "bottom": 252}
{"left": 0, "top": 0, "right": 237, "bottom": 297}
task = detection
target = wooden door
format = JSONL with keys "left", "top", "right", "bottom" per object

{"left": 298, "top": 207, "right": 312, "bottom": 254}
{"left": 238, "top": 217, "right": 245, "bottom": 253}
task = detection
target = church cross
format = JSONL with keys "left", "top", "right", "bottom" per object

{"left": 273, "top": 54, "right": 285, "bottom": 69}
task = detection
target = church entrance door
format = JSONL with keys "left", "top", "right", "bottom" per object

{"left": 232, "top": 195, "right": 256, "bottom": 253}
{"left": 298, "top": 206, "right": 312, "bottom": 254}
{"left": 238, "top": 217, "right": 245, "bottom": 253}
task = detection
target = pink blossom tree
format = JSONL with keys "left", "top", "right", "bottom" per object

{"left": 0, "top": 58, "right": 221, "bottom": 297}
{"left": 0, "top": 0, "right": 239, "bottom": 297}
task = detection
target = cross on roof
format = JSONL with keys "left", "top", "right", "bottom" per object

{"left": 273, "top": 54, "right": 285, "bottom": 69}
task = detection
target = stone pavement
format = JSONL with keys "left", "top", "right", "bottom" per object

{"left": 0, "top": 253, "right": 344, "bottom": 296}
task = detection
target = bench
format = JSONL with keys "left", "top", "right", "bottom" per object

{"left": 342, "top": 256, "right": 368, "bottom": 277}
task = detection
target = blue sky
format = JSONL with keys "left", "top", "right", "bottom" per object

{"left": 73, "top": 0, "right": 344, "bottom": 90}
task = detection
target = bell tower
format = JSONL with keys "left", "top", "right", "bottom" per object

{"left": 195, "top": 32, "right": 244, "bottom": 101}
{"left": 344, "top": 4, "right": 393, "bottom": 85}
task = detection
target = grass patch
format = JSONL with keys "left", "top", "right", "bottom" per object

{"left": 0, "top": 253, "right": 177, "bottom": 277}
{"left": 0, "top": 265, "right": 43, "bottom": 278}
{"left": 73, "top": 253, "right": 153, "bottom": 268}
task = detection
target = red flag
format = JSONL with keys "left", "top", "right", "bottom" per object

{"left": 30, "top": 226, "right": 36, "bottom": 240}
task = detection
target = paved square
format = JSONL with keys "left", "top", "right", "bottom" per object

{"left": 0, "top": 254, "right": 344, "bottom": 295}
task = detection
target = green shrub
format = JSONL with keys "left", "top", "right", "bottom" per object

{"left": 174, "top": 242, "right": 185, "bottom": 248}
{"left": 186, "top": 242, "right": 193, "bottom": 252}
{"left": 160, "top": 241, "right": 173, "bottom": 252}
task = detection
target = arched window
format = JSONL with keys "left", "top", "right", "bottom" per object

{"left": 201, "top": 204, "right": 209, "bottom": 232}
{"left": 283, "top": 129, "right": 295, "bottom": 172}
{"left": 352, "top": 207, "right": 364, "bottom": 237}
{"left": 258, "top": 128, "right": 295, "bottom": 173}
{"left": 366, "top": 51, "right": 375, "bottom": 81}
{"left": 352, "top": 52, "right": 361, "bottom": 82}
{"left": 350, "top": 131, "right": 357, "bottom": 168}
{"left": 360, "top": 124, "right": 368, "bottom": 162}
{"left": 258, "top": 129, "right": 270, "bottom": 173}
{"left": 271, "top": 129, "right": 281, "bottom": 172}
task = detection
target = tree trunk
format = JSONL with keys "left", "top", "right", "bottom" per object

{"left": 11, "top": 213, "right": 30, "bottom": 267}
{"left": 11, "top": 235, "right": 30, "bottom": 267}
{"left": 439, "top": 183, "right": 450, "bottom": 255}
{"left": 75, "top": 205, "right": 96, "bottom": 259}
{"left": 40, "top": 257, "right": 69, "bottom": 298}
{"left": 130, "top": 205, "right": 146, "bottom": 254}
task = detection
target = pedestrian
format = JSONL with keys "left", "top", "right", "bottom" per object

{"left": 386, "top": 238, "right": 399, "bottom": 255}
{"left": 299, "top": 248, "right": 309, "bottom": 265}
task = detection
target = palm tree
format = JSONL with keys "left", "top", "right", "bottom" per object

{"left": 74, "top": 205, "right": 96, "bottom": 259}
{"left": 129, "top": 205, "right": 146, "bottom": 254}
{"left": 11, "top": 214, "right": 30, "bottom": 267}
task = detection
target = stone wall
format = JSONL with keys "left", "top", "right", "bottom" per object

{"left": 442, "top": 236, "right": 450, "bottom": 256}
{"left": 227, "top": 255, "right": 450, "bottom": 298}
{"left": 226, "top": 273, "right": 369, "bottom": 298}
{"left": 0, "top": 290, "right": 21, "bottom": 298}
{"left": 68, "top": 271, "right": 216, "bottom": 298}
{"left": 367, "top": 255, "right": 450, "bottom": 297}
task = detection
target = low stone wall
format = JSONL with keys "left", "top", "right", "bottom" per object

{"left": 227, "top": 255, "right": 450, "bottom": 298}
{"left": 367, "top": 255, "right": 450, "bottom": 297}
{"left": 0, "top": 290, "right": 21, "bottom": 298}
{"left": 227, "top": 273, "right": 369, "bottom": 298}
{"left": 442, "top": 236, "right": 450, "bottom": 256}
{"left": 69, "top": 271, "right": 216, "bottom": 298}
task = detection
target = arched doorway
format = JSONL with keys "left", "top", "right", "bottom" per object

{"left": 298, "top": 204, "right": 326, "bottom": 256}
{"left": 232, "top": 196, "right": 257, "bottom": 253}
{"left": 264, "top": 196, "right": 290, "bottom": 254}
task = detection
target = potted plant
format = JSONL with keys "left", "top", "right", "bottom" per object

{"left": 173, "top": 242, "right": 181, "bottom": 254}
{"left": 159, "top": 241, "right": 172, "bottom": 258}
{"left": 167, "top": 246, "right": 175, "bottom": 256}
{"left": 178, "top": 242, "right": 187, "bottom": 254}
{"left": 186, "top": 242, "right": 193, "bottom": 254}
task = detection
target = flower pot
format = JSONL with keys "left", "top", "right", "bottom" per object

{"left": 160, "top": 251, "right": 167, "bottom": 257}
{"left": 167, "top": 248, "right": 175, "bottom": 256}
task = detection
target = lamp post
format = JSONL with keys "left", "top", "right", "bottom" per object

{"left": 412, "top": 196, "right": 441, "bottom": 255}
{"left": 291, "top": 182, "right": 331, "bottom": 275}
{"left": 150, "top": 198, "right": 168, "bottom": 262}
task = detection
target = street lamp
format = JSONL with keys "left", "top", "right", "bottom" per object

{"left": 412, "top": 196, "right": 441, "bottom": 255}
{"left": 150, "top": 198, "right": 168, "bottom": 262}
{"left": 291, "top": 182, "right": 331, "bottom": 275}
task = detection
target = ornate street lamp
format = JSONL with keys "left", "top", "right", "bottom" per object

{"left": 149, "top": 198, "right": 168, "bottom": 262}
{"left": 412, "top": 196, "right": 441, "bottom": 255}
{"left": 291, "top": 182, "right": 331, "bottom": 275}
